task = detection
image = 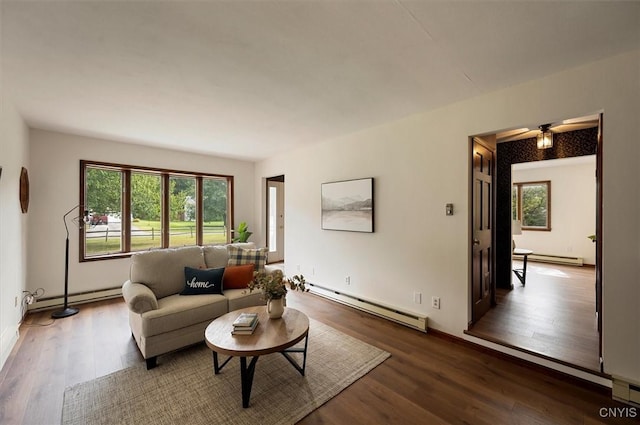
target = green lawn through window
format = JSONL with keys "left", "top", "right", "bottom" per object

{"left": 85, "top": 220, "right": 227, "bottom": 256}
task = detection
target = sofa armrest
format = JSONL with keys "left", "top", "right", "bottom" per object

{"left": 122, "top": 280, "right": 158, "bottom": 314}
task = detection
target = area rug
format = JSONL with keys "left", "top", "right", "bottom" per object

{"left": 62, "top": 318, "right": 390, "bottom": 425}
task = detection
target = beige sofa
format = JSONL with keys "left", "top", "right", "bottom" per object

{"left": 122, "top": 242, "right": 269, "bottom": 369}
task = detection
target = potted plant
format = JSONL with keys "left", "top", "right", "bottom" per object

{"left": 232, "top": 221, "right": 252, "bottom": 242}
{"left": 247, "top": 270, "right": 307, "bottom": 318}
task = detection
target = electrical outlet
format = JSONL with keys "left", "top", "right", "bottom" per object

{"left": 345, "top": 276, "right": 351, "bottom": 285}
{"left": 413, "top": 292, "right": 422, "bottom": 304}
{"left": 432, "top": 296, "right": 440, "bottom": 309}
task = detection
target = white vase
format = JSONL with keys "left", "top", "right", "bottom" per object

{"left": 267, "top": 297, "right": 285, "bottom": 319}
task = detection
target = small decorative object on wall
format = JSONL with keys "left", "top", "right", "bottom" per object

{"left": 19, "top": 167, "right": 29, "bottom": 213}
{"left": 321, "top": 177, "right": 374, "bottom": 232}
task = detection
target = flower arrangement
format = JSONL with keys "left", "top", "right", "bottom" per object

{"left": 247, "top": 269, "right": 307, "bottom": 300}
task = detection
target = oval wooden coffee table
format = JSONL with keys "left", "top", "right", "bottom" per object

{"left": 205, "top": 306, "right": 310, "bottom": 408}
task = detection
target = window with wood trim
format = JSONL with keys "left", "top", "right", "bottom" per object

{"left": 512, "top": 180, "right": 551, "bottom": 231}
{"left": 81, "top": 160, "right": 233, "bottom": 261}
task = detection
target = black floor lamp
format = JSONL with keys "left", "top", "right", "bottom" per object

{"left": 52, "top": 205, "right": 89, "bottom": 319}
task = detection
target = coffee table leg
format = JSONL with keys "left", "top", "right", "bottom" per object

{"left": 240, "top": 356, "right": 259, "bottom": 408}
{"left": 213, "top": 351, "right": 220, "bottom": 374}
{"left": 212, "top": 351, "right": 233, "bottom": 374}
{"left": 281, "top": 333, "right": 309, "bottom": 376}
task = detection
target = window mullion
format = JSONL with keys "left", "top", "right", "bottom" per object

{"left": 196, "top": 177, "right": 203, "bottom": 246}
{"left": 162, "top": 174, "right": 170, "bottom": 248}
{"left": 518, "top": 184, "right": 523, "bottom": 222}
{"left": 123, "top": 170, "right": 131, "bottom": 252}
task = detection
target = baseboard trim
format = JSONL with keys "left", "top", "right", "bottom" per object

{"left": 27, "top": 287, "right": 123, "bottom": 312}
{"left": 517, "top": 253, "right": 584, "bottom": 266}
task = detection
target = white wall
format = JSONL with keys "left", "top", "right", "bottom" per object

{"left": 255, "top": 50, "right": 640, "bottom": 383}
{"left": 27, "top": 130, "right": 255, "bottom": 300}
{"left": 513, "top": 156, "right": 596, "bottom": 265}
{"left": 0, "top": 96, "right": 30, "bottom": 370}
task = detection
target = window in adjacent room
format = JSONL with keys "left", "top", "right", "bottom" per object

{"left": 81, "top": 161, "right": 233, "bottom": 261}
{"left": 512, "top": 180, "right": 551, "bottom": 231}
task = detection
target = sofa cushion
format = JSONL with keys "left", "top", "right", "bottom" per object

{"left": 130, "top": 246, "right": 205, "bottom": 299}
{"left": 140, "top": 293, "right": 228, "bottom": 338}
{"left": 225, "top": 288, "right": 266, "bottom": 311}
{"left": 202, "top": 245, "right": 230, "bottom": 269}
{"left": 180, "top": 266, "right": 224, "bottom": 295}
{"left": 227, "top": 245, "right": 268, "bottom": 271}
{"left": 203, "top": 242, "right": 255, "bottom": 269}
{"left": 223, "top": 264, "right": 255, "bottom": 290}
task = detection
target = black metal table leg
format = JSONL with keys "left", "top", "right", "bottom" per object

{"left": 213, "top": 351, "right": 219, "bottom": 374}
{"left": 281, "top": 333, "right": 309, "bottom": 376}
{"left": 522, "top": 254, "right": 528, "bottom": 285}
{"left": 212, "top": 351, "right": 232, "bottom": 374}
{"left": 513, "top": 253, "right": 530, "bottom": 286}
{"left": 240, "top": 356, "right": 259, "bottom": 408}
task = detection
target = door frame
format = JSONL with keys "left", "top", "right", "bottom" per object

{"left": 266, "top": 175, "right": 285, "bottom": 264}
{"left": 467, "top": 115, "right": 604, "bottom": 372}
{"left": 595, "top": 113, "right": 603, "bottom": 372}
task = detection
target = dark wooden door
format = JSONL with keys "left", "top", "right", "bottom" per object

{"left": 596, "top": 113, "right": 603, "bottom": 372}
{"left": 472, "top": 139, "right": 495, "bottom": 323}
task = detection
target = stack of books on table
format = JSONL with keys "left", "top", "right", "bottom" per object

{"left": 231, "top": 312, "right": 258, "bottom": 335}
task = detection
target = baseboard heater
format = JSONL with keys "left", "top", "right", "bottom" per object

{"left": 27, "top": 287, "right": 123, "bottom": 312}
{"left": 307, "top": 283, "right": 428, "bottom": 332}
{"left": 613, "top": 376, "right": 640, "bottom": 406}
{"left": 515, "top": 253, "right": 584, "bottom": 266}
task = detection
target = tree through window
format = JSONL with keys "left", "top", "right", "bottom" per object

{"left": 512, "top": 181, "right": 551, "bottom": 231}
{"left": 81, "top": 161, "right": 233, "bottom": 260}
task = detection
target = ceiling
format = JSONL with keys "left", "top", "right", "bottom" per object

{"left": 2, "top": 1, "right": 639, "bottom": 161}
{"left": 513, "top": 154, "right": 596, "bottom": 171}
{"left": 496, "top": 115, "right": 600, "bottom": 143}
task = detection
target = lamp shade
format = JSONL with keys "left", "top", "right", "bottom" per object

{"left": 512, "top": 220, "right": 522, "bottom": 235}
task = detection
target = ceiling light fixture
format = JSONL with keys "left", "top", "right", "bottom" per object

{"left": 537, "top": 124, "right": 553, "bottom": 149}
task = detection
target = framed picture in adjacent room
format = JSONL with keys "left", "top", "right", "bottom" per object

{"left": 321, "top": 178, "right": 374, "bottom": 232}
{"left": 20, "top": 167, "right": 29, "bottom": 213}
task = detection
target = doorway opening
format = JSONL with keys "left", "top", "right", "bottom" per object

{"left": 468, "top": 114, "right": 603, "bottom": 374}
{"left": 266, "top": 175, "right": 285, "bottom": 264}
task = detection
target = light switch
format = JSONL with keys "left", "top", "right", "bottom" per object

{"left": 446, "top": 203, "right": 454, "bottom": 216}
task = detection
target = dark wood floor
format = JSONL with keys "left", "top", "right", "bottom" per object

{"left": 469, "top": 261, "right": 600, "bottom": 372}
{"left": 1, "top": 290, "right": 637, "bottom": 424}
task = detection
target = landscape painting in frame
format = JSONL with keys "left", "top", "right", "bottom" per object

{"left": 321, "top": 178, "right": 374, "bottom": 232}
